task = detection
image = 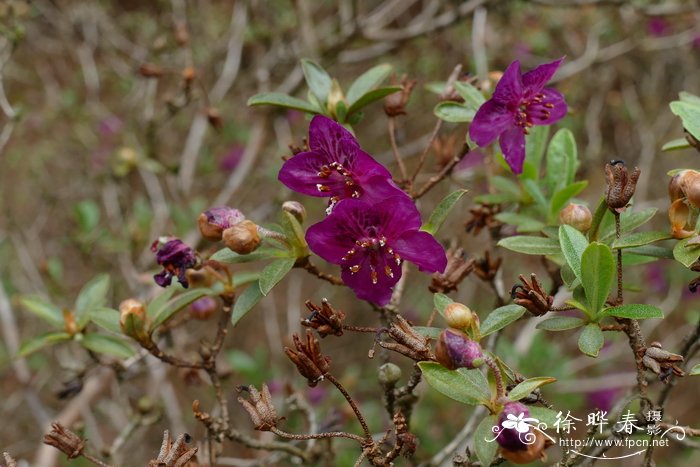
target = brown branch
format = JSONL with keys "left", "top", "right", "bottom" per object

{"left": 299, "top": 258, "right": 344, "bottom": 286}
{"left": 412, "top": 144, "right": 470, "bottom": 199}
{"left": 325, "top": 373, "right": 372, "bottom": 441}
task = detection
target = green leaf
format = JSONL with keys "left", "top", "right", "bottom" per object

{"left": 453, "top": 81, "right": 486, "bottom": 110}
{"left": 626, "top": 245, "right": 674, "bottom": 259}
{"left": 433, "top": 293, "right": 454, "bottom": 318}
{"left": 600, "top": 304, "right": 664, "bottom": 319}
{"left": 662, "top": 138, "right": 693, "bottom": 152}
{"left": 233, "top": 271, "right": 261, "bottom": 287}
{"left": 413, "top": 326, "right": 442, "bottom": 339}
{"left": 580, "top": 243, "right": 615, "bottom": 315}
{"left": 673, "top": 236, "right": 700, "bottom": 267}
{"left": 497, "top": 236, "right": 561, "bottom": 255}
{"left": 599, "top": 208, "right": 659, "bottom": 242}
{"left": 507, "top": 376, "right": 557, "bottom": 401}
{"left": 433, "top": 102, "right": 475, "bottom": 123}
{"left": 524, "top": 125, "right": 549, "bottom": 176}
{"left": 522, "top": 179, "right": 548, "bottom": 210}
{"left": 210, "top": 245, "right": 292, "bottom": 264}
{"left": 346, "top": 64, "right": 393, "bottom": 105}
{"left": 588, "top": 197, "right": 609, "bottom": 242}
{"left": 81, "top": 333, "right": 134, "bottom": 359}
{"left": 474, "top": 415, "right": 498, "bottom": 467}
{"left": 74, "top": 200, "right": 101, "bottom": 232}
{"left": 74, "top": 274, "right": 110, "bottom": 329}
{"left": 20, "top": 296, "right": 64, "bottom": 328}
{"left": 559, "top": 225, "right": 589, "bottom": 280}
{"left": 480, "top": 305, "right": 526, "bottom": 337}
{"left": 418, "top": 361, "right": 491, "bottom": 405}
{"left": 545, "top": 128, "right": 577, "bottom": 193}
{"left": 301, "top": 59, "right": 333, "bottom": 105}
{"left": 550, "top": 181, "right": 588, "bottom": 219}
{"left": 259, "top": 258, "right": 296, "bottom": 296}
{"left": 670, "top": 100, "right": 700, "bottom": 140}
{"left": 281, "top": 211, "right": 308, "bottom": 256}
{"left": 536, "top": 316, "right": 585, "bottom": 331}
{"left": 680, "top": 91, "right": 700, "bottom": 105}
{"left": 247, "top": 92, "right": 319, "bottom": 113}
{"left": 17, "top": 331, "right": 72, "bottom": 357}
{"left": 529, "top": 406, "right": 560, "bottom": 426}
{"left": 232, "top": 281, "right": 263, "bottom": 327}
{"left": 347, "top": 86, "right": 401, "bottom": 116}
{"left": 88, "top": 307, "right": 121, "bottom": 334}
{"left": 494, "top": 212, "right": 545, "bottom": 233}
{"left": 612, "top": 231, "right": 672, "bottom": 249}
{"left": 149, "top": 289, "right": 211, "bottom": 330}
{"left": 146, "top": 287, "right": 177, "bottom": 320}
{"left": 578, "top": 324, "right": 604, "bottom": 357}
{"left": 421, "top": 190, "right": 468, "bottom": 235}
{"left": 689, "top": 363, "right": 700, "bottom": 376}
{"left": 474, "top": 192, "right": 519, "bottom": 204}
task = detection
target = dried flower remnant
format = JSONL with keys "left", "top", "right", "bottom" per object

{"left": 640, "top": 342, "right": 684, "bottom": 383}
{"left": 604, "top": 160, "right": 640, "bottom": 213}
{"left": 469, "top": 58, "right": 567, "bottom": 174}
{"left": 376, "top": 315, "right": 434, "bottom": 362}
{"left": 284, "top": 331, "right": 331, "bottom": 386}
{"left": 306, "top": 196, "right": 447, "bottom": 305}
{"left": 511, "top": 274, "right": 553, "bottom": 316}
{"left": 43, "top": 423, "right": 85, "bottom": 459}
{"left": 197, "top": 206, "right": 245, "bottom": 241}
{"left": 435, "top": 328, "right": 484, "bottom": 370}
{"left": 278, "top": 115, "right": 404, "bottom": 208}
{"left": 465, "top": 203, "right": 502, "bottom": 236}
{"left": 151, "top": 237, "right": 198, "bottom": 288}
{"left": 429, "top": 246, "right": 474, "bottom": 294}
{"left": 301, "top": 299, "right": 346, "bottom": 337}
{"left": 148, "top": 430, "right": 198, "bottom": 467}
{"left": 237, "top": 384, "right": 280, "bottom": 431}
{"left": 473, "top": 250, "right": 502, "bottom": 282}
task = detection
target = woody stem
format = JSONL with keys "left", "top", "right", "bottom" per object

{"left": 325, "top": 373, "right": 372, "bottom": 441}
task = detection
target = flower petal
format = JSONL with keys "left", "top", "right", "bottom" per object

{"left": 522, "top": 57, "right": 564, "bottom": 91}
{"left": 498, "top": 127, "right": 526, "bottom": 175}
{"left": 278, "top": 150, "right": 334, "bottom": 197}
{"left": 308, "top": 115, "right": 358, "bottom": 156}
{"left": 352, "top": 149, "right": 392, "bottom": 180}
{"left": 529, "top": 88, "right": 568, "bottom": 125}
{"left": 469, "top": 99, "right": 514, "bottom": 147}
{"left": 373, "top": 195, "right": 423, "bottom": 239}
{"left": 392, "top": 230, "right": 447, "bottom": 273}
{"left": 341, "top": 253, "right": 400, "bottom": 306}
{"left": 360, "top": 176, "right": 409, "bottom": 205}
{"left": 492, "top": 60, "right": 523, "bottom": 103}
{"left": 305, "top": 204, "right": 365, "bottom": 264}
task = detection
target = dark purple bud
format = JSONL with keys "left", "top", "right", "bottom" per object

{"left": 435, "top": 328, "right": 484, "bottom": 370}
{"left": 151, "top": 237, "right": 198, "bottom": 288}
{"left": 198, "top": 206, "right": 246, "bottom": 241}
{"left": 497, "top": 402, "right": 531, "bottom": 451}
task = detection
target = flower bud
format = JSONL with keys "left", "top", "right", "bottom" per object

{"left": 223, "top": 220, "right": 261, "bottom": 254}
{"left": 444, "top": 303, "right": 474, "bottom": 329}
{"left": 119, "top": 298, "right": 149, "bottom": 343}
{"left": 559, "top": 203, "right": 592, "bottom": 232}
{"left": 190, "top": 296, "right": 218, "bottom": 320}
{"left": 282, "top": 201, "right": 306, "bottom": 223}
{"left": 495, "top": 402, "right": 551, "bottom": 463}
{"left": 497, "top": 402, "right": 531, "bottom": 451}
{"left": 377, "top": 362, "right": 402, "bottom": 386}
{"left": 435, "top": 328, "right": 484, "bottom": 370}
{"left": 679, "top": 169, "right": 700, "bottom": 209}
{"left": 198, "top": 206, "right": 245, "bottom": 241}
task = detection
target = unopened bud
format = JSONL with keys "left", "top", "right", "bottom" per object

{"left": 435, "top": 328, "right": 484, "bottom": 370}
{"left": 119, "top": 299, "right": 149, "bottom": 343}
{"left": 198, "top": 206, "right": 245, "bottom": 241}
{"left": 223, "top": 220, "right": 261, "bottom": 255}
{"left": 678, "top": 169, "right": 700, "bottom": 209}
{"left": 327, "top": 79, "right": 346, "bottom": 117}
{"left": 559, "top": 203, "right": 592, "bottom": 232}
{"left": 444, "top": 303, "right": 474, "bottom": 329}
{"left": 190, "top": 296, "right": 218, "bottom": 320}
{"left": 377, "top": 362, "right": 402, "bottom": 386}
{"left": 282, "top": 201, "right": 306, "bottom": 223}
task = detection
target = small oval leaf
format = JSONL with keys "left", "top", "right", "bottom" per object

{"left": 232, "top": 281, "right": 264, "bottom": 327}
{"left": 507, "top": 376, "right": 557, "bottom": 401}
{"left": 599, "top": 304, "right": 664, "bottom": 320}
{"left": 418, "top": 361, "right": 490, "bottom": 406}
{"left": 81, "top": 333, "right": 135, "bottom": 359}
{"left": 480, "top": 305, "right": 526, "bottom": 337}
{"left": 536, "top": 316, "right": 585, "bottom": 331}
{"left": 578, "top": 323, "right": 604, "bottom": 357}
{"left": 259, "top": 258, "right": 296, "bottom": 296}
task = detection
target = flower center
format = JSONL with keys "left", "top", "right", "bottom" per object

{"left": 514, "top": 92, "right": 556, "bottom": 134}
{"left": 342, "top": 234, "right": 403, "bottom": 284}
{"left": 315, "top": 162, "right": 361, "bottom": 199}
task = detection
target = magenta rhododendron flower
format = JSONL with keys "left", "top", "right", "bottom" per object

{"left": 151, "top": 237, "right": 198, "bottom": 288}
{"left": 279, "top": 115, "right": 402, "bottom": 209}
{"left": 469, "top": 58, "right": 567, "bottom": 174}
{"left": 306, "top": 196, "right": 447, "bottom": 305}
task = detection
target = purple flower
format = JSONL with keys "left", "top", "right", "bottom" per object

{"left": 278, "top": 115, "right": 402, "bottom": 208}
{"left": 151, "top": 237, "right": 198, "bottom": 288}
{"left": 435, "top": 328, "right": 484, "bottom": 370}
{"left": 497, "top": 402, "right": 532, "bottom": 451}
{"left": 469, "top": 58, "right": 568, "bottom": 174}
{"left": 219, "top": 145, "right": 244, "bottom": 172}
{"left": 306, "top": 196, "right": 447, "bottom": 305}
